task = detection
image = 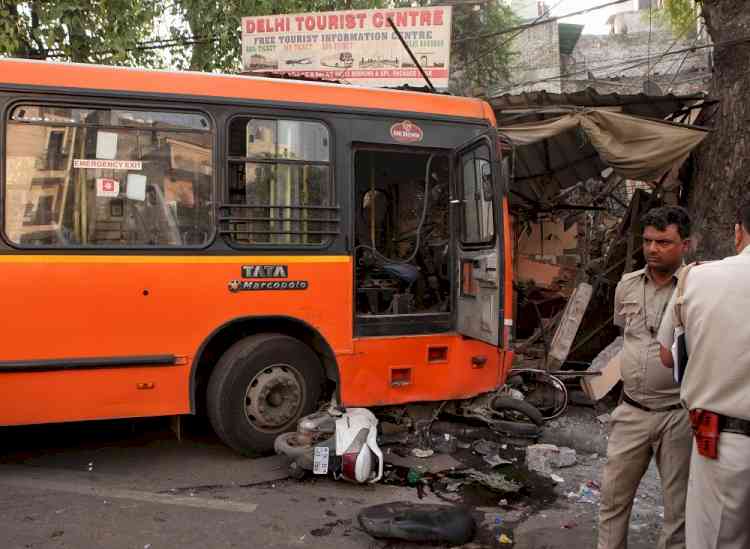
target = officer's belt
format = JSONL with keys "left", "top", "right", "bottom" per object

{"left": 722, "top": 416, "right": 750, "bottom": 436}
{"left": 623, "top": 393, "right": 683, "bottom": 413}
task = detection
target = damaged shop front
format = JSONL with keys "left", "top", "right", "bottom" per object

{"left": 492, "top": 88, "right": 710, "bottom": 373}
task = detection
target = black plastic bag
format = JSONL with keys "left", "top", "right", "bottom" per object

{"left": 358, "top": 501, "right": 475, "bottom": 545}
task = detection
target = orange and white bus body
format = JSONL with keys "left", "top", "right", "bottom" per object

{"left": 0, "top": 59, "right": 513, "bottom": 454}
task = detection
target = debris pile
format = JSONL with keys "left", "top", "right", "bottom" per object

{"left": 526, "top": 443, "right": 577, "bottom": 475}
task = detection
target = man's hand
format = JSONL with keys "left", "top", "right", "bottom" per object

{"left": 660, "top": 344, "right": 674, "bottom": 369}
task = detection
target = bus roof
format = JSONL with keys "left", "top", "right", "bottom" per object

{"left": 0, "top": 58, "right": 495, "bottom": 123}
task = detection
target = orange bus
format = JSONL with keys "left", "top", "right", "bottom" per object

{"left": 0, "top": 58, "right": 514, "bottom": 455}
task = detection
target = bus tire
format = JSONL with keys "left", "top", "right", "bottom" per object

{"left": 207, "top": 333, "right": 323, "bottom": 456}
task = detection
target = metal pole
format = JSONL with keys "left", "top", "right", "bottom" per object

{"left": 387, "top": 17, "right": 436, "bottom": 93}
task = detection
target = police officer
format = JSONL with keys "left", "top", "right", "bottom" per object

{"left": 659, "top": 199, "right": 750, "bottom": 549}
{"left": 598, "top": 206, "right": 692, "bottom": 549}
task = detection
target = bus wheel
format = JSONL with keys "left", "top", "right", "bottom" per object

{"left": 207, "top": 334, "right": 323, "bottom": 456}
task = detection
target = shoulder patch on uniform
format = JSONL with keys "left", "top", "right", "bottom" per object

{"left": 620, "top": 268, "right": 645, "bottom": 283}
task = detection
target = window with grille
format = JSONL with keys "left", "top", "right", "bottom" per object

{"left": 223, "top": 118, "right": 337, "bottom": 246}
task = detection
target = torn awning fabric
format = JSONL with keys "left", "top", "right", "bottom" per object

{"left": 497, "top": 109, "right": 708, "bottom": 182}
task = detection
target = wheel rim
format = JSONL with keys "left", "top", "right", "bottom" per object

{"left": 509, "top": 369, "right": 569, "bottom": 420}
{"left": 244, "top": 364, "right": 305, "bottom": 432}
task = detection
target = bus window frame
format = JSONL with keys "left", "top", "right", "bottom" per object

{"left": 1, "top": 97, "right": 218, "bottom": 252}
{"left": 351, "top": 142, "right": 456, "bottom": 338}
{"left": 456, "top": 138, "right": 497, "bottom": 251}
{"left": 222, "top": 113, "right": 337, "bottom": 251}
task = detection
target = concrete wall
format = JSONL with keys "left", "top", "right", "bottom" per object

{"left": 504, "top": 19, "right": 562, "bottom": 94}
{"left": 493, "top": 5, "right": 709, "bottom": 97}
{"left": 561, "top": 12, "right": 711, "bottom": 96}
{"left": 508, "top": 0, "right": 545, "bottom": 20}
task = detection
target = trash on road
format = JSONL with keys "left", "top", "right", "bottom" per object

{"left": 384, "top": 449, "right": 463, "bottom": 474}
{"left": 473, "top": 439, "right": 501, "bottom": 456}
{"left": 483, "top": 454, "right": 513, "bottom": 467}
{"left": 358, "top": 501, "right": 475, "bottom": 545}
{"left": 457, "top": 469, "right": 523, "bottom": 493}
{"left": 567, "top": 480, "right": 601, "bottom": 504}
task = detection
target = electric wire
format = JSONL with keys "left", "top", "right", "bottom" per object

{"left": 466, "top": 0, "right": 565, "bottom": 72}
{"left": 647, "top": 12, "right": 702, "bottom": 80}
{"left": 667, "top": 31, "right": 704, "bottom": 92}
{"left": 491, "top": 33, "right": 743, "bottom": 96}
{"left": 486, "top": 7, "right": 698, "bottom": 94}
{"left": 355, "top": 153, "right": 435, "bottom": 266}
{"left": 454, "top": 0, "right": 631, "bottom": 44}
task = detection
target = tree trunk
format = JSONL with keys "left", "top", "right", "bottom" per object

{"left": 687, "top": 0, "right": 750, "bottom": 259}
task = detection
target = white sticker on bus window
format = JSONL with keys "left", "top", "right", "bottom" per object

{"left": 126, "top": 174, "right": 147, "bottom": 201}
{"left": 96, "top": 178, "right": 119, "bottom": 198}
{"left": 73, "top": 159, "right": 142, "bottom": 170}
{"left": 96, "top": 131, "right": 118, "bottom": 159}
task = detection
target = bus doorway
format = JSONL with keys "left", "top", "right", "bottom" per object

{"left": 354, "top": 148, "right": 452, "bottom": 337}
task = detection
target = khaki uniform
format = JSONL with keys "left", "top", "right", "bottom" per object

{"left": 598, "top": 267, "right": 692, "bottom": 549}
{"left": 658, "top": 246, "right": 750, "bottom": 549}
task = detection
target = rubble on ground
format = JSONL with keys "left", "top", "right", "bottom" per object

{"left": 274, "top": 386, "right": 668, "bottom": 547}
{"left": 526, "top": 443, "right": 577, "bottom": 474}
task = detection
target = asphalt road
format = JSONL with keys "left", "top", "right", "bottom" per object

{"left": 0, "top": 417, "right": 416, "bottom": 549}
{"left": 0, "top": 412, "right": 663, "bottom": 549}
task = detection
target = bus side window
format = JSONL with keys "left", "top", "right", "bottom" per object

{"left": 225, "top": 117, "right": 335, "bottom": 246}
{"left": 4, "top": 105, "right": 214, "bottom": 248}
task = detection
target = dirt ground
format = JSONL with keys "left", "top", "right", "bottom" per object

{"left": 511, "top": 405, "right": 665, "bottom": 549}
{"left": 0, "top": 403, "right": 667, "bottom": 549}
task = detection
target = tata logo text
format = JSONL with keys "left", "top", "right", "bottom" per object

{"left": 390, "top": 120, "right": 424, "bottom": 143}
{"left": 241, "top": 265, "right": 289, "bottom": 278}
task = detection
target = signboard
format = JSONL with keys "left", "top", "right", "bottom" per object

{"left": 241, "top": 7, "right": 452, "bottom": 88}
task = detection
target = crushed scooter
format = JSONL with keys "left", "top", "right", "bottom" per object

{"left": 274, "top": 406, "right": 384, "bottom": 483}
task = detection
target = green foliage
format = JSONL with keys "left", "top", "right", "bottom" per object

{"left": 650, "top": 0, "right": 699, "bottom": 36}
{"left": 0, "top": 0, "right": 161, "bottom": 66}
{"left": 444, "top": 1, "right": 518, "bottom": 96}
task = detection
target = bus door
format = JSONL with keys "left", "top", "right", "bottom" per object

{"left": 453, "top": 134, "right": 503, "bottom": 346}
